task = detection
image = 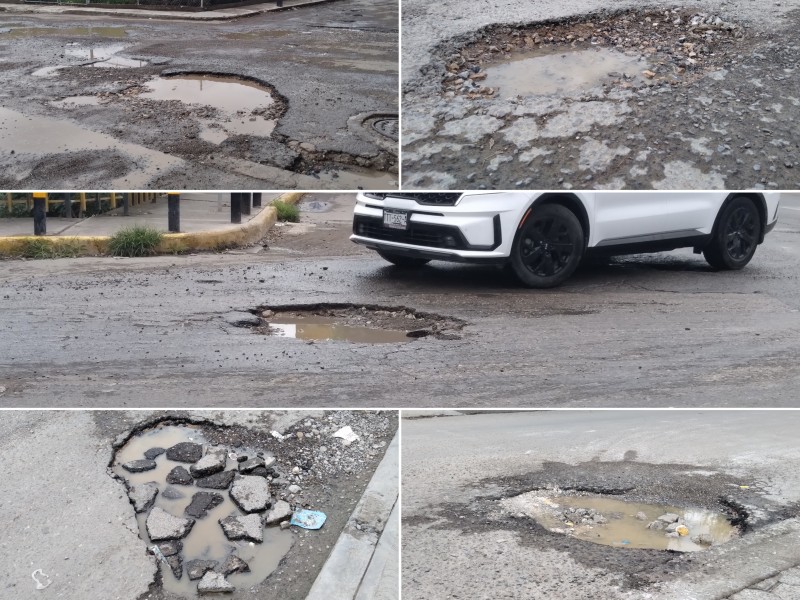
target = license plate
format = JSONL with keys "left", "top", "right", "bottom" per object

{"left": 383, "top": 209, "right": 408, "bottom": 230}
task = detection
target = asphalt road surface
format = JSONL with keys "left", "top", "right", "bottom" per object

{"left": 0, "top": 0, "right": 398, "bottom": 188}
{"left": 0, "top": 195, "right": 799, "bottom": 407}
{"left": 401, "top": 410, "right": 800, "bottom": 600}
{"left": 401, "top": 0, "right": 800, "bottom": 189}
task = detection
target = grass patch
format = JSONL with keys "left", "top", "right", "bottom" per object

{"left": 17, "top": 238, "right": 83, "bottom": 259}
{"left": 108, "top": 226, "right": 163, "bottom": 257}
{"left": 273, "top": 200, "right": 300, "bottom": 223}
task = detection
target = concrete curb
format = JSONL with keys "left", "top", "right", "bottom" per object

{"left": 306, "top": 432, "right": 399, "bottom": 600}
{"left": 0, "top": 0, "right": 337, "bottom": 21}
{"left": 651, "top": 518, "right": 800, "bottom": 600}
{"left": 0, "top": 192, "right": 303, "bottom": 257}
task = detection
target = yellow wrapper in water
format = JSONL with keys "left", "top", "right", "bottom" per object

{"left": 676, "top": 525, "right": 690, "bottom": 537}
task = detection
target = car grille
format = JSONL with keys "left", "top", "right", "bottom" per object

{"left": 353, "top": 216, "right": 468, "bottom": 249}
{"left": 362, "top": 193, "right": 463, "bottom": 206}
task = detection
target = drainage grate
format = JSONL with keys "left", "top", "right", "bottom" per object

{"left": 368, "top": 116, "right": 399, "bottom": 141}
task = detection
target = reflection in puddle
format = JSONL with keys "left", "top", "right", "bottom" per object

{"left": 140, "top": 75, "right": 276, "bottom": 144}
{"left": 64, "top": 42, "right": 129, "bottom": 61}
{"left": 503, "top": 493, "right": 736, "bottom": 552}
{"left": 3, "top": 26, "right": 127, "bottom": 39}
{"left": 267, "top": 316, "right": 411, "bottom": 343}
{"left": 113, "top": 424, "right": 292, "bottom": 597}
{"left": 484, "top": 47, "right": 649, "bottom": 96}
{"left": 92, "top": 56, "right": 148, "bottom": 68}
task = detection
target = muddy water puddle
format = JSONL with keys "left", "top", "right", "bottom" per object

{"left": 2, "top": 26, "right": 128, "bottom": 39}
{"left": 484, "top": 47, "right": 648, "bottom": 97}
{"left": 113, "top": 424, "right": 292, "bottom": 596}
{"left": 267, "top": 315, "right": 411, "bottom": 343}
{"left": 140, "top": 75, "right": 276, "bottom": 144}
{"left": 503, "top": 492, "right": 736, "bottom": 552}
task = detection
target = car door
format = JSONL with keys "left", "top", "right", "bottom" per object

{"left": 665, "top": 192, "right": 727, "bottom": 235}
{"left": 590, "top": 192, "right": 672, "bottom": 247}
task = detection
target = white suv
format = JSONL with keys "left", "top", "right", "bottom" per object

{"left": 351, "top": 192, "right": 781, "bottom": 288}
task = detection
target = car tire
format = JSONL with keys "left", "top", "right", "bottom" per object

{"left": 703, "top": 197, "right": 761, "bottom": 270}
{"left": 510, "top": 204, "right": 585, "bottom": 288}
{"left": 377, "top": 250, "right": 431, "bottom": 268}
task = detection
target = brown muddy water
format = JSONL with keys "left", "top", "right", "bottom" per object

{"left": 139, "top": 75, "right": 276, "bottom": 144}
{"left": 266, "top": 315, "right": 411, "bottom": 343}
{"left": 2, "top": 26, "right": 128, "bottom": 39}
{"left": 502, "top": 492, "right": 736, "bottom": 552}
{"left": 112, "top": 424, "right": 293, "bottom": 597}
{"left": 483, "top": 47, "right": 649, "bottom": 96}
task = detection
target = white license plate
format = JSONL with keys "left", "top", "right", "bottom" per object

{"left": 383, "top": 209, "right": 408, "bottom": 230}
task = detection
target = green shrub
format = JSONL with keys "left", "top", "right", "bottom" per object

{"left": 17, "top": 238, "right": 83, "bottom": 259}
{"left": 107, "top": 226, "right": 163, "bottom": 257}
{"left": 273, "top": 200, "right": 300, "bottom": 223}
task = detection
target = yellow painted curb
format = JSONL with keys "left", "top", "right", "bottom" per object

{"left": 0, "top": 192, "right": 304, "bottom": 258}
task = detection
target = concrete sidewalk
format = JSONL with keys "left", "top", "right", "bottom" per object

{"left": 0, "top": 0, "right": 335, "bottom": 21}
{"left": 0, "top": 193, "right": 280, "bottom": 238}
{"left": 0, "top": 192, "right": 303, "bottom": 255}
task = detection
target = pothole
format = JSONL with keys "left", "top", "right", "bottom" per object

{"left": 137, "top": 74, "right": 281, "bottom": 145}
{"left": 483, "top": 47, "right": 649, "bottom": 97}
{"left": 233, "top": 304, "right": 466, "bottom": 342}
{"left": 112, "top": 422, "right": 296, "bottom": 597}
{"left": 501, "top": 491, "right": 736, "bottom": 552}
{"left": 443, "top": 9, "right": 745, "bottom": 98}
{"left": 1, "top": 26, "right": 128, "bottom": 39}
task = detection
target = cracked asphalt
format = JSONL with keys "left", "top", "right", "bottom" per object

{"left": 0, "top": 0, "right": 398, "bottom": 188}
{"left": 0, "top": 194, "right": 799, "bottom": 407}
{"left": 401, "top": 0, "right": 800, "bottom": 189}
{"left": 401, "top": 410, "right": 800, "bottom": 600}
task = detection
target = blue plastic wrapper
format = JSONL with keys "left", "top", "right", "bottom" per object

{"left": 290, "top": 509, "right": 327, "bottom": 530}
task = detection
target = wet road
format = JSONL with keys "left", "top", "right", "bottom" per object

{"left": 0, "top": 0, "right": 398, "bottom": 188}
{"left": 401, "top": 410, "right": 800, "bottom": 600}
{"left": 0, "top": 195, "right": 799, "bottom": 407}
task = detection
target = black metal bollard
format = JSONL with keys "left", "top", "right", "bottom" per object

{"left": 123, "top": 193, "right": 130, "bottom": 216}
{"left": 231, "top": 193, "right": 242, "bottom": 224}
{"left": 64, "top": 193, "right": 73, "bottom": 219}
{"left": 242, "top": 192, "right": 251, "bottom": 216}
{"left": 168, "top": 193, "right": 180, "bottom": 232}
{"left": 95, "top": 193, "right": 102, "bottom": 214}
{"left": 32, "top": 193, "right": 47, "bottom": 236}
{"left": 252, "top": 192, "right": 261, "bottom": 208}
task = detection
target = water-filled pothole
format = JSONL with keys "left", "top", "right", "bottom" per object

{"left": 112, "top": 423, "right": 295, "bottom": 597}
{"left": 241, "top": 304, "right": 466, "bottom": 343}
{"left": 483, "top": 47, "right": 648, "bottom": 97}
{"left": 443, "top": 9, "right": 744, "bottom": 98}
{"left": 139, "top": 75, "right": 279, "bottom": 144}
{"left": 502, "top": 492, "right": 737, "bottom": 552}
{"left": 3, "top": 26, "right": 128, "bottom": 39}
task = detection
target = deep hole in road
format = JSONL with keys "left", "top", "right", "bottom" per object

{"left": 410, "top": 460, "right": 795, "bottom": 589}
{"left": 501, "top": 491, "right": 736, "bottom": 551}
{"left": 243, "top": 303, "right": 466, "bottom": 343}
{"left": 443, "top": 8, "right": 745, "bottom": 99}
{"left": 111, "top": 420, "right": 293, "bottom": 597}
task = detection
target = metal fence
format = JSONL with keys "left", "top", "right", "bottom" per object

{"left": 2, "top": 192, "right": 160, "bottom": 219}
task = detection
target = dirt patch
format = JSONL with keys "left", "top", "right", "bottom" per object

{"left": 412, "top": 460, "right": 797, "bottom": 589}
{"left": 246, "top": 303, "right": 467, "bottom": 342}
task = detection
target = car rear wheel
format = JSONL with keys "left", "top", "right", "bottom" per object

{"left": 510, "top": 204, "right": 585, "bottom": 288}
{"left": 377, "top": 250, "right": 431, "bottom": 268}
{"left": 703, "top": 197, "right": 761, "bottom": 270}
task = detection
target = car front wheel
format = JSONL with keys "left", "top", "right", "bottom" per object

{"left": 510, "top": 204, "right": 585, "bottom": 288}
{"left": 703, "top": 197, "right": 761, "bottom": 270}
{"left": 377, "top": 250, "right": 431, "bottom": 268}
